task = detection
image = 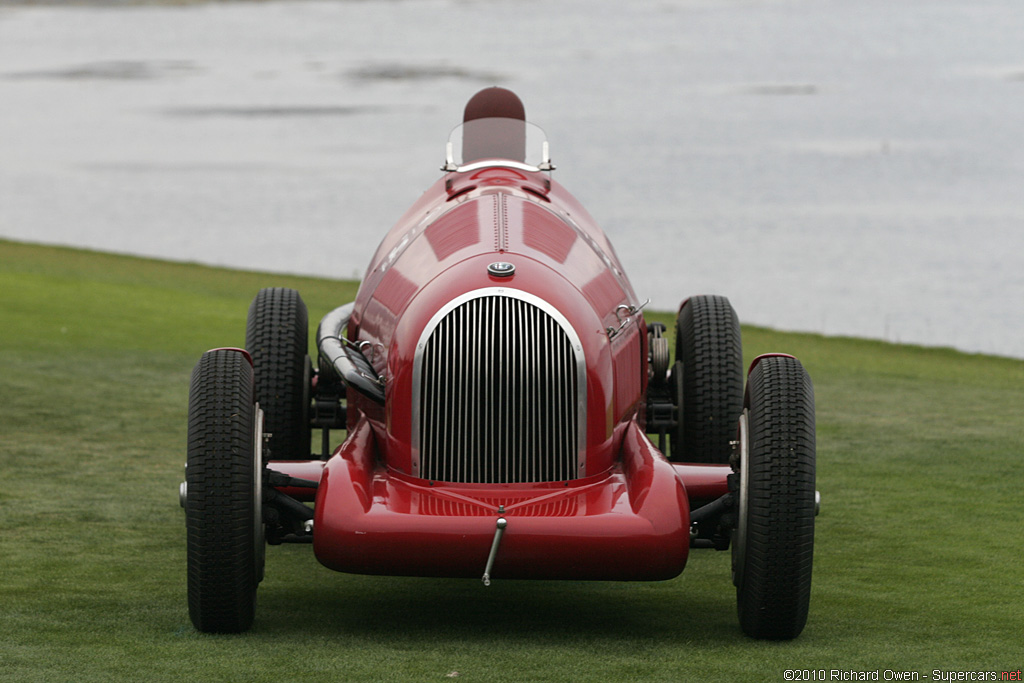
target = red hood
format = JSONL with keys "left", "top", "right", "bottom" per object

{"left": 347, "top": 165, "right": 647, "bottom": 479}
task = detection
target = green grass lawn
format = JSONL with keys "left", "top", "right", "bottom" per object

{"left": 2, "top": 238, "right": 1022, "bottom": 682}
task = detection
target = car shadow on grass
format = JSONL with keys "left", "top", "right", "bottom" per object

{"left": 255, "top": 556, "right": 742, "bottom": 644}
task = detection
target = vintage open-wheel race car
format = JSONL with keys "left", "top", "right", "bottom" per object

{"left": 181, "top": 88, "right": 818, "bottom": 640}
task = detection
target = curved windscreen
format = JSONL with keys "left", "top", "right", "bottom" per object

{"left": 443, "top": 117, "right": 554, "bottom": 172}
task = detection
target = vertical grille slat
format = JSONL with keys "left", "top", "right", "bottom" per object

{"left": 417, "top": 292, "right": 582, "bottom": 484}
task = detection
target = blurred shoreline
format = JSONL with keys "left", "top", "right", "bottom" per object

{"left": 3, "top": 0, "right": 1022, "bottom": 359}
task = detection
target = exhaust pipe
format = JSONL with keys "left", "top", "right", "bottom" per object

{"left": 316, "top": 303, "right": 385, "bottom": 405}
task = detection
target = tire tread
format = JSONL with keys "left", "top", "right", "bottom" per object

{"left": 672, "top": 295, "right": 744, "bottom": 462}
{"left": 738, "top": 355, "right": 815, "bottom": 639}
{"left": 186, "top": 350, "right": 257, "bottom": 633}
{"left": 245, "top": 287, "right": 310, "bottom": 460}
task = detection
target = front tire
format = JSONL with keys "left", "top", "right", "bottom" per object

{"left": 186, "top": 350, "right": 264, "bottom": 633}
{"left": 732, "top": 355, "right": 816, "bottom": 640}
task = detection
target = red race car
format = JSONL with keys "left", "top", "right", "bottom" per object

{"left": 181, "top": 88, "right": 818, "bottom": 639}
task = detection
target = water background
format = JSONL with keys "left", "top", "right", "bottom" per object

{"left": 2, "top": 0, "right": 1022, "bottom": 358}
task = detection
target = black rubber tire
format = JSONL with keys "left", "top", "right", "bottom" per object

{"left": 670, "top": 295, "right": 743, "bottom": 463}
{"left": 733, "top": 355, "right": 816, "bottom": 640}
{"left": 246, "top": 287, "right": 311, "bottom": 461}
{"left": 186, "top": 350, "right": 262, "bottom": 633}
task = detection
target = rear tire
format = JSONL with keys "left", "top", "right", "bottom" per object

{"left": 670, "top": 295, "right": 743, "bottom": 463}
{"left": 733, "top": 355, "right": 815, "bottom": 640}
{"left": 186, "top": 350, "right": 264, "bottom": 633}
{"left": 246, "top": 287, "right": 311, "bottom": 460}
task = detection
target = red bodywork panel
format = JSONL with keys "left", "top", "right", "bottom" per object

{"left": 271, "top": 430, "right": 729, "bottom": 581}
{"left": 308, "top": 420, "right": 691, "bottom": 580}
{"left": 268, "top": 151, "right": 730, "bottom": 581}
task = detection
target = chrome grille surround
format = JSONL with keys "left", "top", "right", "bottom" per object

{"left": 412, "top": 288, "right": 586, "bottom": 483}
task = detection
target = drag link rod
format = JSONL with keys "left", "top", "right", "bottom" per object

{"left": 263, "top": 487, "right": 315, "bottom": 521}
{"left": 265, "top": 468, "right": 319, "bottom": 489}
{"left": 689, "top": 493, "right": 734, "bottom": 525}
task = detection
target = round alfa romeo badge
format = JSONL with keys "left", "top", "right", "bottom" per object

{"left": 487, "top": 262, "right": 516, "bottom": 277}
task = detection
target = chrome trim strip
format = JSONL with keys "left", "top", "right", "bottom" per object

{"left": 444, "top": 159, "right": 547, "bottom": 174}
{"left": 253, "top": 403, "right": 265, "bottom": 583}
{"left": 732, "top": 409, "right": 750, "bottom": 588}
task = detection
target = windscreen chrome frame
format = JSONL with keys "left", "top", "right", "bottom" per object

{"left": 442, "top": 118, "right": 555, "bottom": 172}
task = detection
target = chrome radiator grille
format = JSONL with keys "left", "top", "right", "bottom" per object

{"left": 414, "top": 290, "right": 584, "bottom": 484}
